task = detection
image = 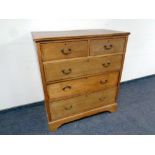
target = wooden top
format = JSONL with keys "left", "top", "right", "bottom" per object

{"left": 32, "top": 29, "right": 130, "bottom": 42}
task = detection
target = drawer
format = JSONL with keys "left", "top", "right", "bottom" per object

{"left": 47, "top": 72, "right": 119, "bottom": 101}
{"left": 40, "top": 40, "right": 88, "bottom": 61}
{"left": 90, "top": 37, "right": 125, "bottom": 56}
{"left": 44, "top": 54, "right": 122, "bottom": 82}
{"left": 50, "top": 87, "right": 117, "bottom": 120}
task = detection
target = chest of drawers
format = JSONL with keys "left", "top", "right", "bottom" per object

{"left": 32, "top": 29, "right": 130, "bottom": 131}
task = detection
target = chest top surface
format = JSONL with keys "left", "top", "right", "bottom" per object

{"left": 32, "top": 29, "right": 130, "bottom": 42}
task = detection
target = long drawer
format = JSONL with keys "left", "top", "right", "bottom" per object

{"left": 40, "top": 40, "right": 88, "bottom": 61}
{"left": 44, "top": 54, "right": 122, "bottom": 82}
{"left": 47, "top": 71, "right": 119, "bottom": 101}
{"left": 50, "top": 87, "right": 117, "bottom": 121}
{"left": 90, "top": 37, "right": 125, "bottom": 56}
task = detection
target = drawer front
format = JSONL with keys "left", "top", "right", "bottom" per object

{"left": 47, "top": 72, "right": 119, "bottom": 101}
{"left": 44, "top": 55, "right": 122, "bottom": 82}
{"left": 50, "top": 87, "right": 117, "bottom": 120}
{"left": 90, "top": 37, "right": 125, "bottom": 56}
{"left": 40, "top": 40, "right": 88, "bottom": 61}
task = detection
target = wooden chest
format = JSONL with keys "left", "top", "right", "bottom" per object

{"left": 32, "top": 29, "right": 130, "bottom": 131}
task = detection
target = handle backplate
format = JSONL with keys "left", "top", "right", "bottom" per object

{"left": 104, "top": 44, "right": 113, "bottom": 50}
{"left": 99, "top": 96, "right": 106, "bottom": 101}
{"left": 61, "top": 48, "right": 72, "bottom": 55}
{"left": 62, "top": 85, "right": 72, "bottom": 91}
{"left": 102, "top": 62, "right": 111, "bottom": 68}
{"left": 62, "top": 68, "right": 72, "bottom": 75}
{"left": 100, "top": 79, "right": 108, "bottom": 85}
{"left": 64, "top": 105, "right": 72, "bottom": 110}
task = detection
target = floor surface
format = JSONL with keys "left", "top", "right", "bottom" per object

{"left": 0, "top": 75, "right": 155, "bottom": 135}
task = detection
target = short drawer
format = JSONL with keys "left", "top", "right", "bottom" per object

{"left": 90, "top": 37, "right": 125, "bottom": 56}
{"left": 47, "top": 72, "right": 119, "bottom": 101}
{"left": 50, "top": 87, "right": 117, "bottom": 120}
{"left": 40, "top": 40, "right": 88, "bottom": 61}
{"left": 44, "top": 54, "right": 122, "bottom": 82}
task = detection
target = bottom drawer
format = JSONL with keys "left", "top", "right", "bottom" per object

{"left": 50, "top": 87, "right": 117, "bottom": 121}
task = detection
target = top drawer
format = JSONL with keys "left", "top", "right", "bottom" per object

{"left": 40, "top": 40, "right": 88, "bottom": 61}
{"left": 90, "top": 37, "right": 126, "bottom": 56}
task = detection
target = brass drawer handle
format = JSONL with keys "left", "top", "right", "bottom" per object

{"left": 99, "top": 97, "right": 106, "bottom": 101}
{"left": 100, "top": 79, "right": 108, "bottom": 85}
{"left": 102, "top": 62, "right": 111, "bottom": 68}
{"left": 62, "top": 68, "right": 72, "bottom": 75}
{"left": 61, "top": 48, "right": 72, "bottom": 55}
{"left": 64, "top": 105, "right": 72, "bottom": 110}
{"left": 104, "top": 44, "right": 113, "bottom": 50}
{"left": 62, "top": 85, "right": 72, "bottom": 91}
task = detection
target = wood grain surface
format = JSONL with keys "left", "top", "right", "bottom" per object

{"left": 32, "top": 29, "right": 130, "bottom": 131}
